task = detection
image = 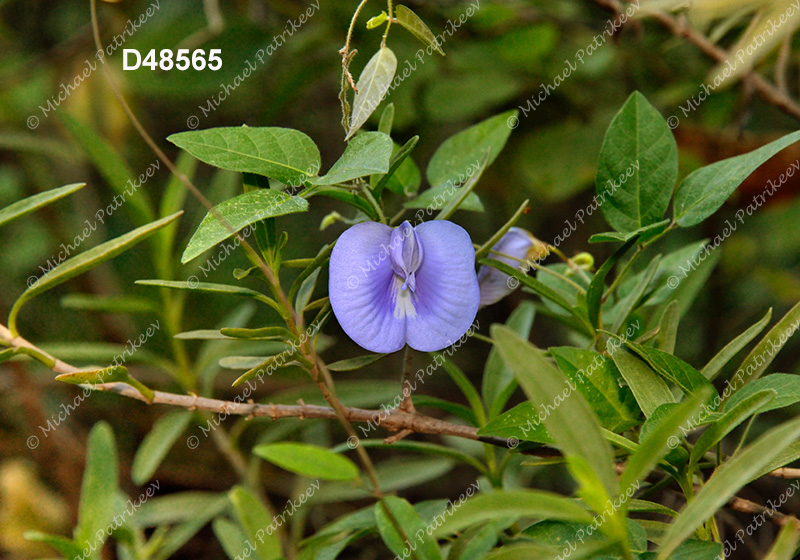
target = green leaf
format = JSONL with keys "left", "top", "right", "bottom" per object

{"left": 229, "top": 486, "right": 282, "bottom": 560}
{"left": 61, "top": 294, "right": 159, "bottom": 314}
{"left": 373, "top": 136, "right": 420, "bottom": 197}
{"left": 181, "top": 188, "right": 308, "bottom": 263}
{"left": 131, "top": 492, "right": 228, "bottom": 526}
{"left": 596, "top": 92, "right": 677, "bottom": 232}
{"left": 550, "top": 347, "right": 640, "bottom": 431}
{"left": 327, "top": 353, "right": 388, "bottom": 372}
{"left": 434, "top": 489, "right": 592, "bottom": 537}
{"left": 620, "top": 389, "right": 712, "bottom": 494}
{"left": 477, "top": 401, "right": 553, "bottom": 443}
{"left": 404, "top": 185, "right": 484, "bottom": 213}
{"left": 58, "top": 113, "right": 155, "bottom": 221}
{"left": 447, "top": 522, "right": 501, "bottom": 560}
{"left": 427, "top": 110, "right": 517, "bottom": 188}
{"left": 657, "top": 417, "right": 800, "bottom": 558}
{"left": 136, "top": 280, "right": 279, "bottom": 311}
{"left": 220, "top": 326, "right": 294, "bottom": 340}
{"left": 75, "top": 422, "right": 118, "bottom": 555}
{"left": 310, "top": 132, "right": 393, "bottom": 185}
{"left": 586, "top": 236, "right": 638, "bottom": 328}
{"left": 689, "top": 390, "right": 776, "bottom": 468}
{"left": 0, "top": 183, "right": 84, "bottom": 228}
{"left": 24, "top": 532, "right": 83, "bottom": 560}
{"left": 482, "top": 301, "right": 535, "bottom": 418}
{"left": 131, "top": 411, "right": 192, "bottom": 485}
{"left": 625, "top": 342, "right": 716, "bottom": 404}
{"left": 212, "top": 517, "right": 250, "bottom": 560}
{"left": 491, "top": 325, "right": 618, "bottom": 495}
{"left": 347, "top": 47, "right": 397, "bottom": 140}
{"left": 168, "top": 126, "right": 320, "bottom": 185}
{"left": 724, "top": 374, "right": 800, "bottom": 414}
{"left": 395, "top": 5, "right": 445, "bottom": 55}
{"left": 611, "top": 349, "right": 675, "bottom": 417}
{"left": 701, "top": 308, "right": 772, "bottom": 380}
{"left": 253, "top": 443, "right": 359, "bottom": 480}
{"left": 729, "top": 300, "right": 800, "bottom": 391}
{"left": 609, "top": 257, "right": 662, "bottom": 334}
{"left": 435, "top": 149, "right": 490, "bottom": 220}
{"left": 375, "top": 496, "right": 443, "bottom": 560}
{"left": 674, "top": 130, "right": 800, "bottom": 227}
{"left": 763, "top": 517, "right": 800, "bottom": 560}
{"left": 655, "top": 300, "right": 681, "bottom": 354}
{"left": 9, "top": 212, "right": 182, "bottom": 333}
{"left": 588, "top": 219, "right": 671, "bottom": 243}
{"left": 378, "top": 102, "right": 394, "bottom": 134}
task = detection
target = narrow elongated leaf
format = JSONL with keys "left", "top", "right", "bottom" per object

{"left": 596, "top": 92, "right": 677, "bottom": 232}
{"left": 427, "top": 110, "right": 517, "bottom": 188}
{"left": 434, "top": 490, "right": 592, "bottom": 537}
{"left": 253, "top": 443, "right": 358, "bottom": 480}
{"left": 611, "top": 349, "right": 674, "bottom": 417}
{"left": 347, "top": 48, "right": 397, "bottom": 140}
{"left": 229, "top": 486, "right": 282, "bottom": 560}
{"left": 181, "top": 189, "right": 308, "bottom": 263}
{"left": 75, "top": 422, "right": 118, "bottom": 554}
{"left": 550, "top": 347, "right": 639, "bottom": 431}
{"left": 132, "top": 411, "right": 192, "bottom": 485}
{"left": 763, "top": 517, "right": 800, "bottom": 560}
{"left": 728, "top": 300, "right": 800, "bottom": 393}
{"left": 625, "top": 343, "right": 716, "bottom": 404}
{"left": 586, "top": 236, "right": 638, "bottom": 328}
{"left": 689, "top": 390, "right": 776, "bottom": 468}
{"left": 674, "top": 130, "right": 800, "bottom": 227}
{"left": 0, "top": 183, "right": 84, "bottom": 228}
{"left": 23, "top": 532, "right": 83, "bottom": 560}
{"left": 311, "top": 132, "right": 393, "bottom": 185}
{"left": 620, "top": 389, "right": 711, "bottom": 494}
{"left": 327, "top": 353, "right": 387, "bottom": 371}
{"left": 483, "top": 301, "right": 535, "bottom": 418}
{"left": 61, "top": 294, "right": 159, "bottom": 314}
{"left": 212, "top": 517, "right": 250, "bottom": 560}
{"left": 609, "top": 256, "right": 661, "bottom": 334}
{"left": 589, "top": 219, "right": 671, "bottom": 243}
{"left": 395, "top": 5, "right": 445, "bottom": 56}
{"left": 10, "top": 212, "right": 182, "bottom": 332}
{"left": 168, "top": 127, "right": 320, "bottom": 185}
{"left": 701, "top": 309, "right": 772, "bottom": 379}
{"left": 655, "top": 300, "right": 680, "bottom": 354}
{"left": 492, "top": 325, "right": 618, "bottom": 495}
{"left": 375, "top": 496, "right": 443, "bottom": 560}
{"left": 373, "top": 136, "right": 420, "bottom": 197}
{"left": 405, "top": 185, "right": 484, "bottom": 213}
{"left": 658, "top": 417, "right": 800, "bottom": 558}
{"left": 724, "top": 374, "right": 800, "bottom": 414}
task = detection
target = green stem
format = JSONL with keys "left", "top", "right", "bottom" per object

{"left": 381, "top": 0, "right": 393, "bottom": 46}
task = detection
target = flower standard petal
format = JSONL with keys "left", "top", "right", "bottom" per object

{"left": 405, "top": 221, "right": 480, "bottom": 352}
{"left": 328, "top": 222, "right": 406, "bottom": 353}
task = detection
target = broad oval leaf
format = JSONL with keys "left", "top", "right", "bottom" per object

{"left": 181, "top": 188, "right": 308, "bottom": 263}
{"left": 0, "top": 183, "right": 84, "bottom": 228}
{"left": 310, "top": 131, "right": 393, "bottom": 185}
{"left": 9, "top": 212, "right": 182, "bottom": 333}
{"left": 674, "top": 130, "right": 800, "bottom": 227}
{"left": 427, "top": 110, "right": 517, "bottom": 188}
{"left": 168, "top": 126, "right": 321, "bottom": 186}
{"left": 596, "top": 91, "right": 677, "bottom": 232}
{"left": 253, "top": 442, "right": 359, "bottom": 480}
{"left": 347, "top": 47, "right": 397, "bottom": 140}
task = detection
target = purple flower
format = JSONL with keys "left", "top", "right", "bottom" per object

{"left": 329, "top": 220, "right": 480, "bottom": 353}
{"left": 478, "top": 227, "right": 546, "bottom": 307}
